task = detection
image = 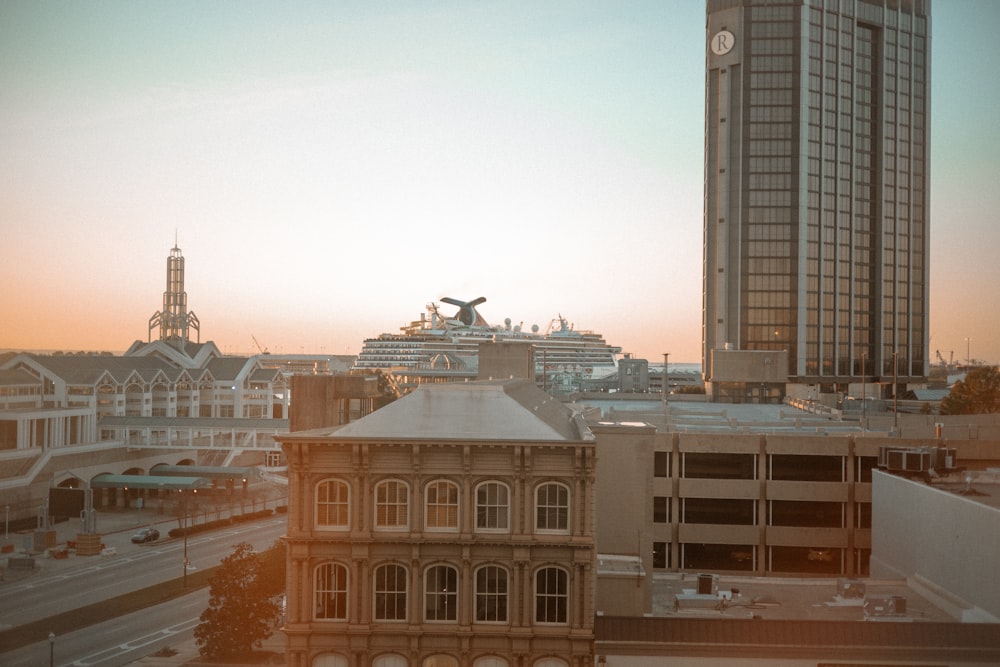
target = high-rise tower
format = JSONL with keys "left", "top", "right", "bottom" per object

{"left": 703, "top": 0, "right": 929, "bottom": 402}
{"left": 148, "top": 241, "right": 200, "bottom": 346}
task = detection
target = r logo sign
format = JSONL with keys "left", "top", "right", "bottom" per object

{"left": 711, "top": 30, "right": 735, "bottom": 56}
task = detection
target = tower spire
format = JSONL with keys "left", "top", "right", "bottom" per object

{"left": 148, "top": 240, "right": 200, "bottom": 347}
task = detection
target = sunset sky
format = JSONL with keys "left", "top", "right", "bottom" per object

{"left": 2, "top": 1, "right": 998, "bottom": 365}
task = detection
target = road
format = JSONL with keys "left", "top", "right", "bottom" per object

{"left": 0, "top": 513, "right": 287, "bottom": 665}
{"left": 3, "top": 587, "right": 208, "bottom": 667}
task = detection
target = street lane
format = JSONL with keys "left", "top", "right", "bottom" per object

{"left": 1, "top": 588, "right": 208, "bottom": 667}
{"left": 0, "top": 514, "right": 286, "bottom": 631}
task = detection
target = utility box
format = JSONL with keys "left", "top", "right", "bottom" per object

{"left": 33, "top": 529, "right": 56, "bottom": 552}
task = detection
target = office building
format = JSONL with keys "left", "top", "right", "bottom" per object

{"left": 703, "top": 0, "right": 930, "bottom": 402}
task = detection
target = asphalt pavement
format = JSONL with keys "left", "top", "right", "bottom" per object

{"left": 1, "top": 507, "right": 287, "bottom": 665}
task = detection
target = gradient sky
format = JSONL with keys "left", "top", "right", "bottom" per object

{"left": 1, "top": 1, "right": 998, "bottom": 365}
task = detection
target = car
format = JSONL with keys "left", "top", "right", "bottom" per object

{"left": 131, "top": 527, "right": 160, "bottom": 544}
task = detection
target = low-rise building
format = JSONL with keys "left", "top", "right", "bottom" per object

{"left": 278, "top": 379, "right": 597, "bottom": 667}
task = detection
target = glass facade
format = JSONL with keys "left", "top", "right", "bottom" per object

{"left": 704, "top": 0, "right": 929, "bottom": 392}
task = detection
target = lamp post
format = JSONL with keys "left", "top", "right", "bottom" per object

{"left": 893, "top": 350, "right": 899, "bottom": 433}
{"left": 178, "top": 489, "right": 187, "bottom": 588}
{"left": 662, "top": 353, "right": 670, "bottom": 404}
{"left": 861, "top": 352, "right": 867, "bottom": 433}
{"left": 182, "top": 490, "right": 189, "bottom": 588}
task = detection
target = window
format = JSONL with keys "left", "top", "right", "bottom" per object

{"left": 476, "top": 481, "right": 509, "bottom": 531}
{"left": 535, "top": 482, "right": 569, "bottom": 532}
{"left": 374, "top": 563, "right": 408, "bottom": 621}
{"left": 425, "top": 480, "right": 458, "bottom": 530}
{"left": 424, "top": 565, "right": 458, "bottom": 621}
{"left": 534, "top": 567, "right": 568, "bottom": 624}
{"left": 312, "top": 654, "right": 349, "bottom": 667}
{"left": 375, "top": 480, "right": 409, "bottom": 529}
{"left": 314, "top": 562, "right": 348, "bottom": 620}
{"left": 315, "top": 479, "right": 349, "bottom": 529}
{"left": 654, "top": 451, "right": 669, "bottom": 477}
{"left": 533, "top": 659, "right": 568, "bottom": 667}
{"left": 653, "top": 496, "right": 669, "bottom": 524}
{"left": 475, "top": 565, "right": 509, "bottom": 623}
{"left": 653, "top": 541, "right": 668, "bottom": 569}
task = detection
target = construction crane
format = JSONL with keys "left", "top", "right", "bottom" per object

{"left": 252, "top": 335, "right": 270, "bottom": 355}
{"left": 934, "top": 349, "right": 955, "bottom": 368}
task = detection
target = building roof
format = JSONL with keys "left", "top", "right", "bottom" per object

{"left": 595, "top": 615, "right": 1000, "bottom": 662}
{"left": 606, "top": 572, "right": 1000, "bottom": 662}
{"left": 90, "top": 473, "right": 212, "bottom": 490}
{"left": 149, "top": 464, "right": 262, "bottom": 480}
{"left": 206, "top": 356, "right": 256, "bottom": 382}
{"left": 0, "top": 366, "right": 38, "bottom": 386}
{"left": 12, "top": 353, "right": 182, "bottom": 385}
{"left": 294, "top": 379, "right": 591, "bottom": 442}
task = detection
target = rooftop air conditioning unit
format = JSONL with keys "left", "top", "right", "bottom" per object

{"left": 838, "top": 578, "right": 866, "bottom": 599}
{"left": 865, "top": 595, "right": 907, "bottom": 618}
{"left": 697, "top": 573, "right": 719, "bottom": 596}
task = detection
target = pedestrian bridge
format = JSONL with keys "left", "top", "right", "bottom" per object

{"left": 98, "top": 416, "right": 289, "bottom": 450}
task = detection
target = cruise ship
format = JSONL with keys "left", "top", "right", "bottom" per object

{"left": 352, "top": 297, "right": 623, "bottom": 394}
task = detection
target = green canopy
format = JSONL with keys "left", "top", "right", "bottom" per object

{"left": 90, "top": 474, "right": 212, "bottom": 491}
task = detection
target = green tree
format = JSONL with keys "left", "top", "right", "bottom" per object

{"left": 194, "top": 541, "right": 283, "bottom": 661}
{"left": 940, "top": 365, "right": 1000, "bottom": 415}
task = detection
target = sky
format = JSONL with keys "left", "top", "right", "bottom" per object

{"left": 1, "top": 1, "right": 998, "bottom": 366}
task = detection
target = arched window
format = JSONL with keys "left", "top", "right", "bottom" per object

{"left": 475, "top": 481, "right": 509, "bottom": 531}
{"left": 474, "top": 565, "right": 509, "bottom": 623}
{"left": 425, "top": 480, "right": 459, "bottom": 530}
{"left": 375, "top": 479, "right": 409, "bottom": 529}
{"left": 533, "top": 659, "right": 568, "bottom": 667}
{"left": 374, "top": 563, "right": 408, "bottom": 621}
{"left": 373, "top": 655, "right": 408, "bottom": 667}
{"left": 534, "top": 567, "right": 568, "bottom": 624}
{"left": 312, "top": 653, "right": 349, "bottom": 667}
{"left": 535, "top": 482, "right": 570, "bottom": 532}
{"left": 424, "top": 564, "right": 458, "bottom": 621}
{"left": 314, "top": 562, "right": 348, "bottom": 620}
{"left": 315, "top": 479, "right": 349, "bottom": 529}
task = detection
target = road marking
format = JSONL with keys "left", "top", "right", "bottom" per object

{"left": 68, "top": 617, "right": 200, "bottom": 666}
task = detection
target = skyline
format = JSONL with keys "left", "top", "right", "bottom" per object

{"left": 2, "top": 1, "right": 999, "bottom": 365}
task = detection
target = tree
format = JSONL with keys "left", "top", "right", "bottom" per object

{"left": 940, "top": 365, "right": 1000, "bottom": 415}
{"left": 194, "top": 541, "right": 283, "bottom": 661}
{"left": 254, "top": 539, "right": 287, "bottom": 602}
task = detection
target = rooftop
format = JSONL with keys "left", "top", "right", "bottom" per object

{"left": 286, "top": 379, "right": 592, "bottom": 442}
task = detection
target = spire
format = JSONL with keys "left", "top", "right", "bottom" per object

{"left": 148, "top": 240, "right": 200, "bottom": 347}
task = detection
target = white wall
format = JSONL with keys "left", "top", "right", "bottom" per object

{"left": 870, "top": 470, "right": 1000, "bottom": 621}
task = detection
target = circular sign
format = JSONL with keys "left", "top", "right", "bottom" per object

{"left": 711, "top": 30, "right": 735, "bottom": 56}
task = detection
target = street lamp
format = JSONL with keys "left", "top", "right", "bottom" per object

{"left": 861, "top": 352, "right": 867, "bottom": 433}
{"left": 893, "top": 350, "right": 899, "bottom": 433}
{"left": 48, "top": 631, "right": 55, "bottom": 667}
{"left": 181, "top": 490, "right": 190, "bottom": 588}
{"left": 662, "top": 353, "right": 670, "bottom": 404}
